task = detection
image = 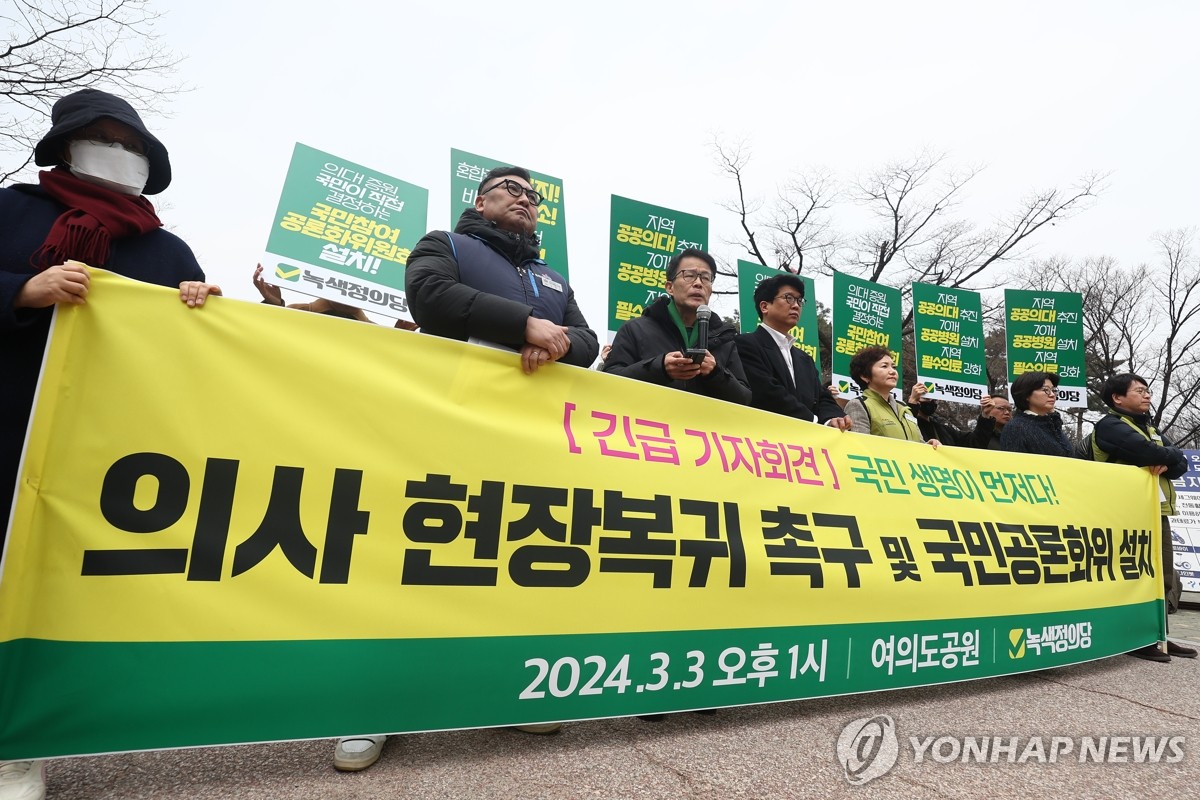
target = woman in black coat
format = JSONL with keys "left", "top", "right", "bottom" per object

{"left": 999, "top": 370, "right": 1073, "bottom": 457}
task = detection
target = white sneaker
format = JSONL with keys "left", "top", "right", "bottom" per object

{"left": 512, "top": 723, "right": 562, "bottom": 735}
{"left": 333, "top": 735, "right": 387, "bottom": 771}
{"left": 0, "top": 761, "right": 45, "bottom": 800}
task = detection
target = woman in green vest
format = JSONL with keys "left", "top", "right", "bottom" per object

{"left": 844, "top": 346, "right": 941, "bottom": 447}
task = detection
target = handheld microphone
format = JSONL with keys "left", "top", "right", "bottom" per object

{"left": 687, "top": 305, "right": 711, "bottom": 364}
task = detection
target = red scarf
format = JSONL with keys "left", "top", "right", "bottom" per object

{"left": 32, "top": 169, "right": 163, "bottom": 270}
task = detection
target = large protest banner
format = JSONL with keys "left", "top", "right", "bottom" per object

{"left": 1003, "top": 289, "right": 1087, "bottom": 410}
{"left": 0, "top": 272, "right": 1164, "bottom": 760}
{"left": 911, "top": 283, "right": 988, "bottom": 405}
{"left": 736, "top": 261, "right": 820, "bottom": 364}
{"left": 607, "top": 196, "right": 708, "bottom": 337}
{"left": 263, "top": 143, "right": 429, "bottom": 320}
{"left": 830, "top": 273, "right": 903, "bottom": 399}
{"left": 449, "top": 149, "right": 569, "bottom": 279}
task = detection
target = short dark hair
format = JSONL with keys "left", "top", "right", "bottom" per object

{"left": 666, "top": 248, "right": 716, "bottom": 282}
{"left": 752, "top": 274, "right": 805, "bottom": 320}
{"left": 848, "top": 346, "right": 892, "bottom": 389}
{"left": 1010, "top": 370, "right": 1060, "bottom": 412}
{"left": 1100, "top": 373, "right": 1149, "bottom": 410}
{"left": 479, "top": 166, "right": 532, "bottom": 194}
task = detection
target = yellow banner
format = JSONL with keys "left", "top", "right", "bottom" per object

{"left": 1, "top": 271, "right": 1161, "bottom": 647}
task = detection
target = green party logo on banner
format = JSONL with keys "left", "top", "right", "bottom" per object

{"left": 911, "top": 283, "right": 987, "bottom": 405}
{"left": 736, "top": 261, "right": 820, "bottom": 364}
{"left": 1003, "top": 290, "right": 1086, "bottom": 410}
{"left": 263, "top": 142, "right": 428, "bottom": 320}
{"left": 830, "top": 273, "right": 903, "bottom": 399}
{"left": 450, "top": 148, "right": 568, "bottom": 280}
{"left": 607, "top": 196, "right": 708, "bottom": 336}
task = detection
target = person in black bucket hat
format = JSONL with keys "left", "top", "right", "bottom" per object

{"left": 33, "top": 88, "right": 173, "bottom": 195}
{"left": 0, "top": 88, "right": 222, "bottom": 800}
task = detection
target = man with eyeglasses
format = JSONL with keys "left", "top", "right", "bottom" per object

{"left": 339, "top": 167, "right": 587, "bottom": 771}
{"left": 966, "top": 392, "right": 1013, "bottom": 450}
{"left": 1093, "top": 373, "right": 1196, "bottom": 662}
{"left": 734, "top": 273, "right": 850, "bottom": 429}
{"left": 602, "top": 249, "right": 750, "bottom": 404}
{"left": 405, "top": 166, "right": 597, "bottom": 374}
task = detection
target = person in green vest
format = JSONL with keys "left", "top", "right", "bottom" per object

{"left": 1094, "top": 372, "right": 1196, "bottom": 663}
{"left": 843, "top": 346, "right": 940, "bottom": 447}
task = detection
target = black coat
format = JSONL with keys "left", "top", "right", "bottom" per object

{"left": 1, "top": 183, "right": 204, "bottom": 534}
{"left": 734, "top": 326, "right": 845, "bottom": 424}
{"left": 999, "top": 411, "right": 1072, "bottom": 457}
{"left": 602, "top": 295, "right": 751, "bottom": 405}
{"left": 1094, "top": 411, "right": 1188, "bottom": 478}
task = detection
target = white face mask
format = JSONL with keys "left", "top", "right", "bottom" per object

{"left": 67, "top": 140, "right": 151, "bottom": 196}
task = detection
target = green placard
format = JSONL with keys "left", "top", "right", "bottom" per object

{"left": 911, "top": 283, "right": 987, "bottom": 405}
{"left": 607, "top": 196, "right": 708, "bottom": 335}
{"left": 1004, "top": 289, "right": 1086, "bottom": 410}
{"left": 450, "top": 148, "right": 568, "bottom": 280}
{"left": 830, "top": 273, "right": 903, "bottom": 399}
{"left": 263, "top": 143, "right": 428, "bottom": 319}
{"left": 736, "top": 261, "right": 820, "bottom": 364}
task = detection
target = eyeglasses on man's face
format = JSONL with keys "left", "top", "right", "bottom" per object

{"left": 75, "top": 127, "right": 148, "bottom": 157}
{"left": 993, "top": 404, "right": 1013, "bottom": 414}
{"left": 1128, "top": 386, "right": 1153, "bottom": 397}
{"left": 774, "top": 293, "right": 802, "bottom": 307}
{"left": 673, "top": 270, "right": 713, "bottom": 285}
{"left": 480, "top": 178, "right": 542, "bottom": 206}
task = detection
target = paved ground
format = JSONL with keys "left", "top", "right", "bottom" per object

{"left": 34, "top": 613, "right": 1200, "bottom": 799}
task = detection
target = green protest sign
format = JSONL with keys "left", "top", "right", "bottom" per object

{"left": 607, "top": 196, "right": 708, "bottom": 336}
{"left": 911, "top": 283, "right": 987, "bottom": 405}
{"left": 450, "top": 148, "right": 568, "bottom": 280}
{"left": 1004, "top": 289, "right": 1087, "bottom": 410}
{"left": 736, "top": 261, "right": 820, "bottom": 364}
{"left": 263, "top": 143, "right": 428, "bottom": 320}
{"left": 830, "top": 273, "right": 902, "bottom": 399}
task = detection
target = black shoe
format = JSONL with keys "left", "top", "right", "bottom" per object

{"left": 637, "top": 714, "right": 666, "bottom": 722}
{"left": 1127, "top": 644, "right": 1171, "bottom": 663}
{"left": 1167, "top": 640, "right": 1198, "bottom": 659}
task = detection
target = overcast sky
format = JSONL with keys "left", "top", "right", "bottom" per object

{"left": 123, "top": 1, "right": 1200, "bottom": 328}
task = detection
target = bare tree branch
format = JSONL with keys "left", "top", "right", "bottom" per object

{"left": 0, "top": 0, "right": 184, "bottom": 184}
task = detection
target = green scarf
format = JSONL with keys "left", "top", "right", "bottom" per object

{"left": 666, "top": 300, "right": 699, "bottom": 349}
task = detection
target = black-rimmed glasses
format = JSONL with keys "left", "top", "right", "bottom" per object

{"left": 479, "top": 179, "right": 542, "bottom": 206}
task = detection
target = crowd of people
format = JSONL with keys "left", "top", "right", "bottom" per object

{"left": 0, "top": 88, "right": 1191, "bottom": 799}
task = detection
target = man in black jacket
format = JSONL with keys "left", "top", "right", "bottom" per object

{"left": 602, "top": 249, "right": 750, "bottom": 404}
{"left": 734, "top": 273, "right": 849, "bottom": 429}
{"left": 405, "top": 166, "right": 597, "bottom": 374}
{"left": 965, "top": 393, "right": 1012, "bottom": 450}
{"left": 1094, "top": 372, "right": 1196, "bottom": 663}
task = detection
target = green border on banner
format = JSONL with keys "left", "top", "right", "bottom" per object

{"left": 0, "top": 601, "right": 1161, "bottom": 759}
